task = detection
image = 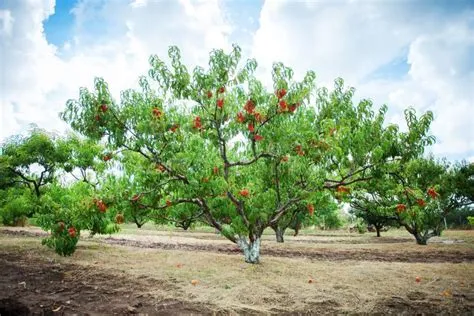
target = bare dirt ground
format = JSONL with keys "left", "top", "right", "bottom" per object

{"left": 1, "top": 227, "right": 474, "bottom": 315}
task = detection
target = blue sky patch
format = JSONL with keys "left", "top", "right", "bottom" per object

{"left": 43, "top": 0, "right": 77, "bottom": 47}
{"left": 362, "top": 47, "right": 411, "bottom": 83}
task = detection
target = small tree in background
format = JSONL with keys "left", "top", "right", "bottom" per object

{"left": 387, "top": 157, "right": 451, "bottom": 244}
{"left": 0, "top": 128, "right": 70, "bottom": 198}
{"left": 468, "top": 216, "right": 474, "bottom": 227}
{"left": 0, "top": 188, "right": 36, "bottom": 226}
{"left": 442, "top": 161, "right": 474, "bottom": 216}
{"left": 63, "top": 134, "right": 108, "bottom": 188}
{"left": 350, "top": 199, "right": 398, "bottom": 237}
{"left": 350, "top": 176, "right": 399, "bottom": 237}
{"left": 63, "top": 135, "right": 122, "bottom": 237}
{"left": 269, "top": 191, "right": 338, "bottom": 242}
{"left": 37, "top": 182, "right": 86, "bottom": 256}
{"left": 36, "top": 176, "right": 122, "bottom": 255}
{"left": 0, "top": 129, "right": 71, "bottom": 225}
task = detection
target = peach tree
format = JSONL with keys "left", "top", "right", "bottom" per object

{"left": 351, "top": 155, "right": 454, "bottom": 245}
{"left": 37, "top": 136, "right": 122, "bottom": 255}
{"left": 393, "top": 158, "right": 473, "bottom": 244}
{"left": 63, "top": 135, "right": 122, "bottom": 237}
{"left": 348, "top": 109, "right": 458, "bottom": 244}
{"left": 443, "top": 161, "right": 474, "bottom": 211}
{"left": 349, "top": 173, "right": 401, "bottom": 237}
{"left": 0, "top": 129, "right": 71, "bottom": 225}
{"left": 37, "top": 181, "right": 119, "bottom": 256}
{"left": 390, "top": 157, "right": 450, "bottom": 244}
{"left": 61, "top": 45, "right": 433, "bottom": 263}
{"left": 37, "top": 182, "right": 87, "bottom": 256}
{"left": 0, "top": 128, "right": 70, "bottom": 198}
{"left": 103, "top": 149, "right": 203, "bottom": 229}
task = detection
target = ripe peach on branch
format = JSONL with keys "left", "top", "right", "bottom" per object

{"left": 193, "top": 116, "right": 202, "bottom": 129}
{"left": 68, "top": 227, "right": 77, "bottom": 238}
{"left": 244, "top": 100, "right": 255, "bottom": 114}
{"left": 95, "top": 199, "right": 107, "bottom": 213}
{"left": 427, "top": 187, "right": 439, "bottom": 199}
{"left": 276, "top": 88, "right": 287, "bottom": 99}
{"left": 396, "top": 204, "right": 406, "bottom": 213}
{"left": 239, "top": 189, "right": 250, "bottom": 198}
{"left": 152, "top": 108, "right": 162, "bottom": 118}
{"left": 236, "top": 112, "right": 245, "bottom": 123}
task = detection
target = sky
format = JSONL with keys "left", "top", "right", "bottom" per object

{"left": 0, "top": 0, "right": 473, "bottom": 162}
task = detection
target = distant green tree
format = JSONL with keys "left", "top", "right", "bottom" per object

{"left": 349, "top": 175, "right": 399, "bottom": 237}
{"left": 0, "top": 188, "right": 35, "bottom": 226}
{"left": 0, "top": 129, "right": 70, "bottom": 198}
{"left": 270, "top": 192, "right": 339, "bottom": 242}
{"left": 388, "top": 157, "right": 449, "bottom": 244}
{"left": 443, "top": 160, "right": 474, "bottom": 212}
{"left": 468, "top": 216, "right": 474, "bottom": 227}
{"left": 0, "top": 129, "right": 71, "bottom": 225}
{"left": 63, "top": 134, "right": 107, "bottom": 189}
{"left": 445, "top": 207, "right": 474, "bottom": 228}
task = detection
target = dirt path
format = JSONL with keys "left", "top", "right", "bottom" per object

{"left": 0, "top": 251, "right": 221, "bottom": 316}
{"left": 1, "top": 231, "right": 474, "bottom": 315}
{"left": 2, "top": 229, "right": 473, "bottom": 263}
{"left": 1, "top": 248, "right": 473, "bottom": 315}
{"left": 104, "top": 237, "right": 474, "bottom": 263}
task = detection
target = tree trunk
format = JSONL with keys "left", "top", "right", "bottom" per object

{"left": 375, "top": 226, "right": 381, "bottom": 237}
{"left": 271, "top": 225, "right": 285, "bottom": 243}
{"left": 414, "top": 233, "right": 428, "bottom": 245}
{"left": 34, "top": 183, "right": 41, "bottom": 198}
{"left": 237, "top": 237, "right": 261, "bottom": 264}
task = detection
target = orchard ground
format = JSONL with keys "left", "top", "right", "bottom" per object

{"left": 1, "top": 225, "right": 473, "bottom": 315}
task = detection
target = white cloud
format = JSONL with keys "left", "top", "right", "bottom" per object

{"left": 252, "top": 1, "right": 416, "bottom": 84}
{"left": 1, "top": 0, "right": 233, "bottom": 141}
{"left": 0, "top": 0, "right": 66, "bottom": 140}
{"left": 250, "top": 0, "right": 474, "bottom": 161}
{"left": 0, "top": 9, "right": 14, "bottom": 36}
{"left": 384, "top": 17, "right": 474, "bottom": 157}
{"left": 1, "top": 0, "right": 473, "bottom": 163}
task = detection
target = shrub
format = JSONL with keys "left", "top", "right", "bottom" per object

{"left": 468, "top": 216, "right": 474, "bottom": 227}
{"left": 355, "top": 218, "right": 367, "bottom": 234}
{"left": 41, "top": 221, "right": 79, "bottom": 256}
{"left": 0, "top": 188, "right": 35, "bottom": 226}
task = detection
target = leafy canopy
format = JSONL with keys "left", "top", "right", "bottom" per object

{"left": 61, "top": 44, "right": 437, "bottom": 262}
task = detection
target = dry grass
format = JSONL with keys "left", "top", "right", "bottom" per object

{"left": 1, "top": 227, "right": 474, "bottom": 314}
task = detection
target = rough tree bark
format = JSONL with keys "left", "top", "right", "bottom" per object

{"left": 271, "top": 224, "right": 285, "bottom": 243}
{"left": 134, "top": 220, "right": 143, "bottom": 228}
{"left": 375, "top": 224, "right": 381, "bottom": 237}
{"left": 414, "top": 233, "right": 428, "bottom": 245}
{"left": 237, "top": 237, "right": 261, "bottom": 264}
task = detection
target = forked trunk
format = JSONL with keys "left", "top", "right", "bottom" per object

{"left": 237, "top": 237, "right": 261, "bottom": 264}
{"left": 271, "top": 225, "right": 285, "bottom": 243}
{"left": 414, "top": 233, "right": 428, "bottom": 245}
{"left": 134, "top": 219, "right": 143, "bottom": 228}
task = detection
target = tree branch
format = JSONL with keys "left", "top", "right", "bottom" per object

{"left": 269, "top": 197, "right": 302, "bottom": 225}
{"left": 228, "top": 152, "right": 274, "bottom": 167}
